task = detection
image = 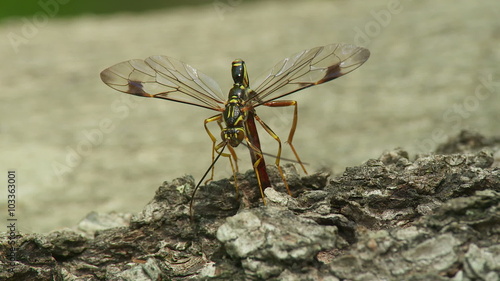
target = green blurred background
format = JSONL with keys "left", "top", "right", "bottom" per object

{"left": 0, "top": 0, "right": 254, "bottom": 21}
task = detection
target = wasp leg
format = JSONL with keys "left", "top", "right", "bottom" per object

{"left": 204, "top": 114, "right": 240, "bottom": 193}
{"left": 262, "top": 100, "right": 308, "bottom": 174}
{"left": 225, "top": 145, "right": 239, "bottom": 197}
{"left": 252, "top": 114, "right": 292, "bottom": 197}
{"left": 204, "top": 115, "right": 230, "bottom": 182}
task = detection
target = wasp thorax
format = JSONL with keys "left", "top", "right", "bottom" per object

{"left": 221, "top": 128, "right": 245, "bottom": 147}
{"left": 223, "top": 86, "right": 248, "bottom": 125}
{"left": 227, "top": 86, "right": 247, "bottom": 101}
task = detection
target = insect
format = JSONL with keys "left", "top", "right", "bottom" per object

{"left": 100, "top": 43, "right": 370, "bottom": 211}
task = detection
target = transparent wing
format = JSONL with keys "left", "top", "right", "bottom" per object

{"left": 249, "top": 43, "right": 370, "bottom": 106}
{"left": 100, "top": 55, "right": 226, "bottom": 111}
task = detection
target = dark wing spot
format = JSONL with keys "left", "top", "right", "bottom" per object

{"left": 316, "top": 64, "right": 342, "bottom": 85}
{"left": 128, "top": 81, "right": 152, "bottom": 97}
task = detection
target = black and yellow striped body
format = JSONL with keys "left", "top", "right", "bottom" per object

{"left": 220, "top": 59, "right": 272, "bottom": 196}
{"left": 221, "top": 59, "right": 251, "bottom": 147}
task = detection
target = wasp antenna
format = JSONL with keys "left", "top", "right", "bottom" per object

{"left": 190, "top": 144, "right": 227, "bottom": 220}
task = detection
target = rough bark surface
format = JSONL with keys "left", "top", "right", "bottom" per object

{"left": 1, "top": 130, "right": 499, "bottom": 280}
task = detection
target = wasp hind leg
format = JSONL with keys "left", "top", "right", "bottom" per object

{"left": 262, "top": 100, "right": 308, "bottom": 174}
{"left": 252, "top": 114, "right": 293, "bottom": 197}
